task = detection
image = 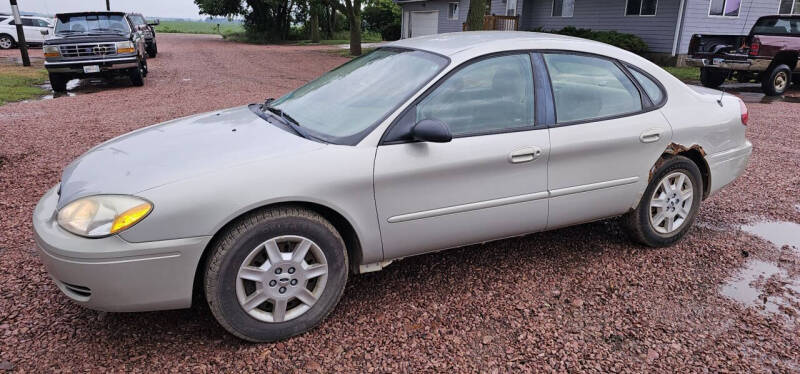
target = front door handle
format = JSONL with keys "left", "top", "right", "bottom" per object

{"left": 639, "top": 128, "right": 663, "bottom": 143}
{"left": 509, "top": 146, "right": 542, "bottom": 164}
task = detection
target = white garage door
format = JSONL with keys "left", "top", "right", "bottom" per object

{"left": 410, "top": 11, "right": 438, "bottom": 38}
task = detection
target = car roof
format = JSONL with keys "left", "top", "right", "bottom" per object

{"left": 55, "top": 11, "right": 127, "bottom": 17}
{"left": 386, "top": 31, "right": 600, "bottom": 57}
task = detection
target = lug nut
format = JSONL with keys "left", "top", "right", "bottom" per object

{"left": 288, "top": 267, "right": 295, "bottom": 274}
{"left": 275, "top": 268, "right": 282, "bottom": 274}
{"left": 279, "top": 287, "right": 286, "bottom": 294}
{"left": 269, "top": 280, "right": 277, "bottom": 287}
{"left": 290, "top": 279, "right": 298, "bottom": 286}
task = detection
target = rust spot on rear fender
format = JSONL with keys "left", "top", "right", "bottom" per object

{"left": 649, "top": 142, "right": 707, "bottom": 181}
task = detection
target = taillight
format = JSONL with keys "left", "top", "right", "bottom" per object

{"left": 749, "top": 42, "right": 760, "bottom": 56}
{"left": 739, "top": 99, "right": 748, "bottom": 126}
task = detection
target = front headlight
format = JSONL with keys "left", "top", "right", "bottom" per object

{"left": 43, "top": 45, "right": 60, "bottom": 57}
{"left": 116, "top": 41, "right": 135, "bottom": 54}
{"left": 57, "top": 195, "right": 152, "bottom": 237}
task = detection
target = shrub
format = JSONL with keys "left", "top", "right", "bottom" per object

{"left": 381, "top": 23, "right": 401, "bottom": 41}
{"left": 531, "top": 26, "right": 649, "bottom": 55}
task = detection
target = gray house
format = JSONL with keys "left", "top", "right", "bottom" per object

{"left": 395, "top": 0, "right": 800, "bottom": 57}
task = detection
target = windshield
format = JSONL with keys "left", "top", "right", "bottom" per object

{"left": 55, "top": 14, "right": 130, "bottom": 34}
{"left": 269, "top": 48, "right": 449, "bottom": 144}
{"left": 752, "top": 17, "right": 800, "bottom": 35}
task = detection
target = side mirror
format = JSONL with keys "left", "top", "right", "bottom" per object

{"left": 147, "top": 19, "right": 160, "bottom": 26}
{"left": 411, "top": 119, "right": 452, "bottom": 143}
{"left": 40, "top": 29, "right": 49, "bottom": 35}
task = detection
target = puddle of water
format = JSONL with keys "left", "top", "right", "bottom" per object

{"left": 741, "top": 221, "right": 800, "bottom": 253}
{"left": 721, "top": 259, "right": 799, "bottom": 315}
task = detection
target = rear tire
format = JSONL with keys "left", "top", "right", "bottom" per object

{"left": 146, "top": 42, "right": 157, "bottom": 58}
{"left": 0, "top": 34, "right": 14, "bottom": 49}
{"left": 623, "top": 156, "right": 703, "bottom": 247}
{"left": 49, "top": 73, "right": 68, "bottom": 92}
{"left": 129, "top": 59, "right": 145, "bottom": 86}
{"left": 700, "top": 67, "right": 727, "bottom": 88}
{"left": 761, "top": 64, "right": 791, "bottom": 96}
{"left": 204, "top": 206, "right": 348, "bottom": 342}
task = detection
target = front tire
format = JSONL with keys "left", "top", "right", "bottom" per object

{"left": 700, "top": 67, "right": 727, "bottom": 88}
{"left": 761, "top": 64, "right": 791, "bottom": 96}
{"left": 624, "top": 156, "right": 703, "bottom": 247}
{"left": 49, "top": 73, "right": 68, "bottom": 92}
{"left": 0, "top": 34, "right": 14, "bottom": 49}
{"left": 204, "top": 207, "right": 348, "bottom": 342}
{"left": 129, "top": 59, "right": 145, "bottom": 86}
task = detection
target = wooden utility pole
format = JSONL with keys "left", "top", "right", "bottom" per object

{"left": 9, "top": 0, "right": 29, "bottom": 66}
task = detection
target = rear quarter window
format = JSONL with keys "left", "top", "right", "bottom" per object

{"left": 627, "top": 66, "right": 665, "bottom": 105}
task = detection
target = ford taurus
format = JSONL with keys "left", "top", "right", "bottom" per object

{"left": 33, "top": 32, "right": 752, "bottom": 342}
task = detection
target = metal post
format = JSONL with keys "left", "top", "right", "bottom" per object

{"left": 9, "top": 0, "right": 30, "bottom": 66}
{"left": 106, "top": 0, "right": 110, "bottom": 11}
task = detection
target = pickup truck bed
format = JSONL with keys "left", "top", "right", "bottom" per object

{"left": 686, "top": 15, "right": 800, "bottom": 96}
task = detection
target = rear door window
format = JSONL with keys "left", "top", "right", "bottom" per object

{"left": 543, "top": 53, "right": 642, "bottom": 123}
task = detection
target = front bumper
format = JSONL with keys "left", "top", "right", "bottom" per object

{"left": 707, "top": 141, "right": 752, "bottom": 195}
{"left": 33, "top": 186, "right": 211, "bottom": 312}
{"left": 685, "top": 57, "right": 771, "bottom": 71}
{"left": 44, "top": 56, "right": 138, "bottom": 74}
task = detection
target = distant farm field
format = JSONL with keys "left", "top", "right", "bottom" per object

{"left": 154, "top": 20, "right": 244, "bottom": 35}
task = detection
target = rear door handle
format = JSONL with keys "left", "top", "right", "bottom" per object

{"left": 639, "top": 128, "right": 663, "bottom": 143}
{"left": 509, "top": 146, "right": 542, "bottom": 164}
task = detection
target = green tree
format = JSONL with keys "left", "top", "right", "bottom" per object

{"left": 362, "top": 0, "right": 400, "bottom": 32}
{"left": 466, "top": 0, "right": 486, "bottom": 31}
{"left": 195, "top": 0, "right": 293, "bottom": 40}
{"left": 333, "top": 0, "right": 363, "bottom": 56}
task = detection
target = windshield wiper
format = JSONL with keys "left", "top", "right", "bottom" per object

{"left": 261, "top": 101, "right": 325, "bottom": 142}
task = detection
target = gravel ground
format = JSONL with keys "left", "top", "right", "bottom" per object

{"left": 1, "top": 34, "right": 799, "bottom": 372}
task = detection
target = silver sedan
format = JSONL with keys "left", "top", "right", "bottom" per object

{"left": 33, "top": 32, "right": 752, "bottom": 342}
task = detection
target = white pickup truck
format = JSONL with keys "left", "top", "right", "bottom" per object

{"left": 0, "top": 14, "right": 54, "bottom": 49}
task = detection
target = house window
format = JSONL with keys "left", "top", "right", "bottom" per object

{"left": 709, "top": 0, "right": 741, "bottom": 17}
{"left": 779, "top": 0, "right": 800, "bottom": 14}
{"left": 506, "top": 0, "right": 518, "bottom": 16}
{"left": 552, "top": 0, "right": 575, "bottom": 17}
{"left": 626, "top": 0, "right": 658, "bottom": 16}
{"left": 448, "top": 2, "right": 459, "bottom": 20}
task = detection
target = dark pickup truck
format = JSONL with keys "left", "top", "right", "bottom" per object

{"left": 687, "top": 15, "right": 800, "bottom": 96}
{"left": 42, "top": 11, "right": 152, "bottom": 92}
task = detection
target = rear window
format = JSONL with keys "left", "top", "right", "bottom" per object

{"left": 751, "top": 17, "right": 800, "bottom": 35}
{"left": 55, "top": 14, "right": 130, "bottom": 34}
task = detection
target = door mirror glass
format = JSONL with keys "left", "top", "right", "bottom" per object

{"left": 40, "top": 29, "right": 49, "bottom": 35}
{"left": 412, "top": 119, "right": 452, "bottom": 143}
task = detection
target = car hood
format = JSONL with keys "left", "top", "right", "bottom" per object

{"left": 57, "top": 105, "right": 325, "bottom": 209}
{"left": 45, "top": 35, "right": 130, "bottom": 45}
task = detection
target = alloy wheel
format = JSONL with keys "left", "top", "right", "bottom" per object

{"left": 0, "top": 36, "right": 12, "bottom": 49}
{"left": 235, "top": 235, "right": 329, "bottom": 323}
{"left": 649, "top": 171, "right": 694, "bottom": 234}
{"left": 774, "top": 72, "right": 788, "bottom": 92}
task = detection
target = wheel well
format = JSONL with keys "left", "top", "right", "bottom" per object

{"left": 659, "top": 148, "right": 711, "bottom": 199}
{"left": 771, "top": 52, "right": 798, "bottom": 72}
{"left": 191, "top": 201, "right": 363, "bottom": 306}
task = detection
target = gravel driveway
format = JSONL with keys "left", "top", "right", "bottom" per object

{"left": 1, "top": 33, "right": 799, "bottom": 372}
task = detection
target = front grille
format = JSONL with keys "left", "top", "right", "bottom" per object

{"left": 58, "top": 43, "right": 117, "bottom": 58}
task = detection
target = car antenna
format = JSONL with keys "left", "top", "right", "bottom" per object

{"left": 719, "top": 1, "right": 754, "bottom": 107}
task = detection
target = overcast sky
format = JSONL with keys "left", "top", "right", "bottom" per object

{"left": 0, "top": 0, "right": 204, "bottom": 19}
